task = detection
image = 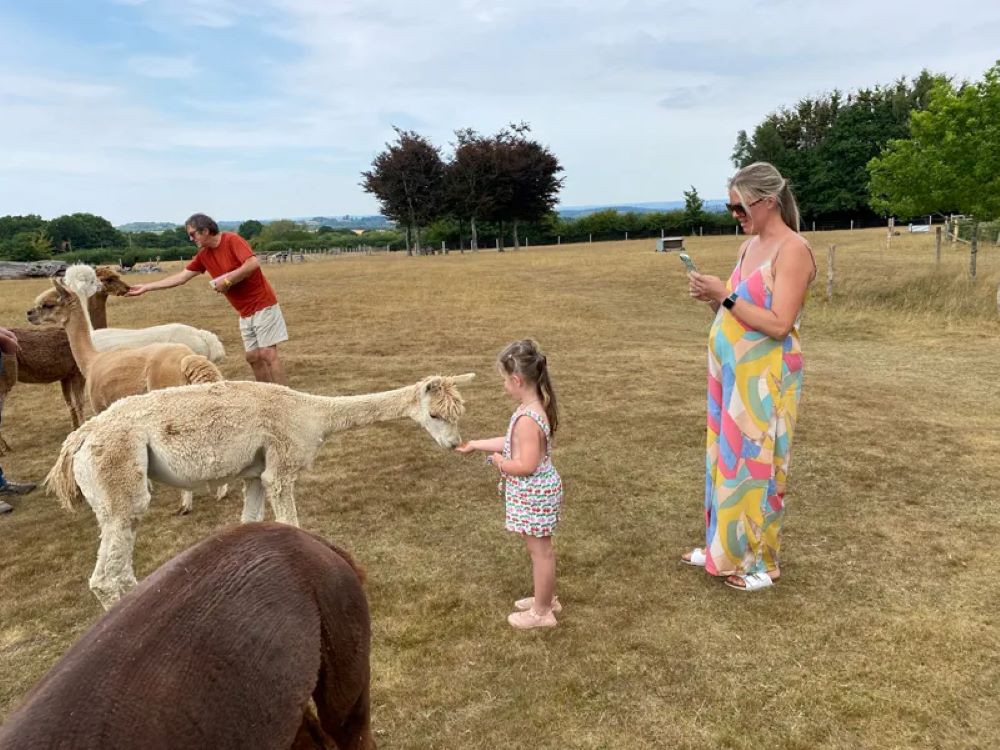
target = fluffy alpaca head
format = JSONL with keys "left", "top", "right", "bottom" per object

{"left": 95, "top": 266, "right": 132, "bottom": 296}
{"left": 27, "top": 280, "right": 82, "bottom": 326}
{"left": 412, "top": 373, "right": 475, "bottom": 448}
{"left": 63, "top": 265, "right": 103, "bottom": 300}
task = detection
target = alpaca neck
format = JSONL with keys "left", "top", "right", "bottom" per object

{"left": 313, "top": 384, "right": 416, "bottom": 436}
{"left": 87, "top": 292, "right": 108, "bottom": 330}
{"left": 62, "top": 302, "right": 99, "bottom": 377}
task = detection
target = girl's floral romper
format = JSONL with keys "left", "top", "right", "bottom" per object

{"left": 500, "top": 406, "right": 563, "bottom": 536}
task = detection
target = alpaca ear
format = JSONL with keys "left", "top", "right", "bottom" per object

{"left": 421, "top": 376, "right": 443, "bottom": 395}
{"left": 450, "top": 373, "right": 476, "bottom": 385}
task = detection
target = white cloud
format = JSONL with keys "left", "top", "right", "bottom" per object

{"left": 127, "top": 54, "right": 198, "bottom": 79}
{"left": 3, "top": 0, "right": 1000, "bottom": 223}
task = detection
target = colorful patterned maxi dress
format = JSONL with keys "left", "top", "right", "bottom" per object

{"left": 703, "top": 252, "right": 807, "bottom": 578}
{"left": 500, "top": 407, "right": 563, "bottom": 537}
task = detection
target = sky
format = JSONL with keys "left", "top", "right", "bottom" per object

{"left": 1, "top": 0, "right": 999, "bottom": 226}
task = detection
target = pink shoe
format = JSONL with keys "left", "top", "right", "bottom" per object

{"left": 507, "top": 608, "right": 558, "bottom": 630}
{"left": 513, "top": 595, "right": 562, "bottom": 613}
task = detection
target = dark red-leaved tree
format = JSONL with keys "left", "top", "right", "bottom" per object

{"left": 362, "top": 127, "right": 445, "bottom": 255}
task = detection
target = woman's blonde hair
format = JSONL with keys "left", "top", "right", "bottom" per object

{"left": 728, "top": 162, "right": 801, "bottom": 232}
{"left": 497, "top": 339, "right": 558, "bottom": 434}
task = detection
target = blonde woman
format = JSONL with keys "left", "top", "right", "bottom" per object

{"left": 683, "top": 162, "right": 816, "bottom": 591}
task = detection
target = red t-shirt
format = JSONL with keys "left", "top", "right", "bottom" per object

{"left": 186, "top": 232, "right": 278, "bottom": 318}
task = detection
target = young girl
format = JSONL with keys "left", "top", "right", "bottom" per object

{"left": 457, "top": 339, "right": 563, "bottom": 630}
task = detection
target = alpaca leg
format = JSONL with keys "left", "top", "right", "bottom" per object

{"left": 322, "top": 686, "right": 374, "bottom": 750}
{"left": 61, "top": 372, "right": 86, "bottom": 429}
{"left": 262, "top": 476, "right": 299, "bottom": 527}
{"left": 90, "top": 515, "right": 139, "bottom": 609}
{"left": 178, "top": 490, "right": 193, "bottom": 515}
{"left": 215, "top": 483, "right": 229, "bottom": 500}
{"left": 241, "top": 478, "right": 266, "bottom": 523}
{"left": 77, "top": 427, "right": 149, "bottom": 608}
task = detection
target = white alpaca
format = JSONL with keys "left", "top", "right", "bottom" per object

{"left": 45, "top": 374, "right": 475, "bottom": 608}
{"left": 62, "top": 264, "right": 225, "bottom": 362}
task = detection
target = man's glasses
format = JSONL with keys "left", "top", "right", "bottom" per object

{"left": 187, "top": 230, "right": 199, "bottom": 241}
{"left": 725, "top": 197, "right": 765, "bottom": 218}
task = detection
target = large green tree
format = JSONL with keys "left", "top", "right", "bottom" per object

{"left": 733, "top": 72, "right": 941, "bottom": 219}
{"left": 238, "top": 219, "right": 264, "bottom": 240}
{"left": 4, "top": 230, "right": 52, "bottom": 261}
{"left": 47, "top": 212, "right": 125, "bottom": 251}
{"left": 869, "top": 62, "right": 1000, "bottom": 219}
{"left": 0, "top": 215, "right": 46, "bottom": 243}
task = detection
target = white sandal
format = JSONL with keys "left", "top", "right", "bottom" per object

{"left": 681, "top": 547, "right": 707, "bottom": 567}
{"left": 724, "top": 572, "right": 774, "bottom": 591}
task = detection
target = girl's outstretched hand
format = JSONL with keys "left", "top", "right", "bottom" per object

{"left": 454, "top": 442, "right": 475, "bottom": 454}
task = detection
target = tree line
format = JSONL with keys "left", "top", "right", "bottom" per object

{"left": 6, "top": 60, "right": 994, "bottom": 265}
{"left": 734, "top": 60, "right": 1000, "bottom": 228}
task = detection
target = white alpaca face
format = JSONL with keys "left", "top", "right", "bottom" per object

{"left": 419, "top": 407, "right": 463, "bottom": 449}
{"left": 413, "top": 374, "right": 474, "bottom": 449}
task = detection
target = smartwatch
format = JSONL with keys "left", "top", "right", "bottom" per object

{"left": 721, "top": 292, "right": 738, "bottom": 310}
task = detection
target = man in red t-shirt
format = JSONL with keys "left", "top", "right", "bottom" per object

{"left": 127, "top": 213, "right": 288, "bottom": 384}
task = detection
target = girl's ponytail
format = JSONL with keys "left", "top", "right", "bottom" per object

{"left": 537, "top": 356, "right": 559, "bottom": 435}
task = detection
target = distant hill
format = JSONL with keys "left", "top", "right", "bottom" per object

{"left": 556, "top": 200, "right": 728, "bottom": 218}
{"left": 117, "top": 221, "right": 179, "bottom": 233}
{"left": 118, "top": 205, "right": 728, "bottom": 232}
{"left": 119, "top": 215, "right": 393, "bottom": 233}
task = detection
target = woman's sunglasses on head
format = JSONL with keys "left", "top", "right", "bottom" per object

{"left": 726, "top": 197, "right": 765, "bottom": 218}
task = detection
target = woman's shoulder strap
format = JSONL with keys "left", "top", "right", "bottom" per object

{"left": 772, "top": 233, "right": 817, "bottom": 280}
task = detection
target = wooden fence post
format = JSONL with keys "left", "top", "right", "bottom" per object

{"left": 826, "top": 245, "right": 835, "bottom": 301}
{"left": 935, "top": 226, "right": 942, "bottom": 265}
{"left": 970, "top": 219, "right": 979, "bottom": 279}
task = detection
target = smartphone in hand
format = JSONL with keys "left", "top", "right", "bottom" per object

{"left": 678, "top": 252, "right": 698, "bottom": 273}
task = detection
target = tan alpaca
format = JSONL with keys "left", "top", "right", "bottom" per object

{"left": 0, "top": 267, "right": 131, "bottom": 454}
{"left": 62, "top": 264, "right": 225, "bottom": 362}
{"left": 27, "top": 280, "right": 223, "bottom": 412}
{"left": 45, "top": 374, "right": 475, "bottom": 608}
{"left": 28, "top": 280, "right": 226, "bottom": 514}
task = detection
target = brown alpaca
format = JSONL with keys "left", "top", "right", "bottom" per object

{"left": 0, "top": 267, "right": 129, "bottom": 454}
{"left": 27, "top": 279, "right": 223, "bottom": 414}
{"left": 0, "top": 523, "right": 375, "bottom": 750}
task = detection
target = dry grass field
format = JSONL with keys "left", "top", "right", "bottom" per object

{"left": 2, "top": 227, "right": 999, "bottom": 748}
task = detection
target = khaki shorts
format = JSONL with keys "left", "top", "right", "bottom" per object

{"left": 239, "top": 304, "right": 289, "bottom": 351}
